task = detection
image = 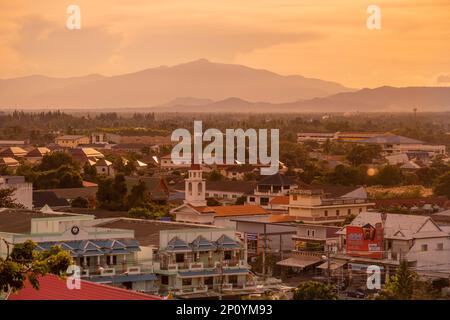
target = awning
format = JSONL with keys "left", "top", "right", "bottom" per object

{"left": 316, "top": 260, "right": 346, "bottom": 270}
{"left": 276, "top": 256, "right": 321, "bottom": 269}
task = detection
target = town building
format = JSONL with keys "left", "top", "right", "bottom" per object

{"left": 69, "top": 148, "right": 105, "bottom": 165}
{"left": 286, "top": 188, "right": 373, "bottom": 225}
{"left": 55, "top": 135, "right": 90, "bottom": 148}
{"left": 171, "top": 165, "right": 269, "bottom": 227}
{"left": 0, "top": 210, "right": 160, "bottom": 293}
{"left": 173, "top": 180, "right": 255, "bottom": 204}
{"left": 0, "top": 146, "right": 27, "bottom": 159}
{"left": 0, "top": 157, "right": 20, "bottom": 172}
{"left": 95, "top": 159, "right": 115, "bottom": 176}
{"left": 25, "top": 147, "right": 51, "bottom": 163}
{"left": 247, "top": 173, "right": 299, "bottom": 208}
{"left": 335, "top": 211, "right": 450, "bottom": 279}
{"left": 358, "top": 134, "right": 446, "bottom": 156}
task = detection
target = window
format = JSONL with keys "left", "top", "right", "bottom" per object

{"left": 249, "top": 197, "right": 255, "bottom": 202}
{"left": 232, "top": 195, "right": 237, "bottom": 199}
{"left": 229, "top": 275, "right": 238, "bottom": 284}
{"left": 437, "top": 243, "right": 444, "bottom": 251}
{"left": 347, "top": 209, "right": 351, "bottom": 215}
{"left": 292, "top": 195, "right": 297, "bottom": 201}
{"left": 421, "top": 244, "right": 428, "bottom": 252}
{"left": 161, "top": 275, "right": 169, "bottom": 285}
{"left": 336, "top": 210, "right": 340, "bottom": 216}
{"left": 176, "top": 253, "right": 185, "bottom": 263}
{"left": 198, "top": 182, "right": 203, "bottom": 195}
{"left": 204, "top": 277, "right": 213, "bottom": 285}
{"left": 182, "top": 278, "right": 192, "bottom": 286}
{"left": 359, "top": 208, "right": 363, "bottom": 213}
{"left": 224, "top": 251, "right": 232, "bottom": 260}
{"left": 260, "top": 198, "right": 269, "bottom": 205}
{"left": 324, "top": 210, "right": 328, "bottom": 217}
{"left": 106, "top": 255, "right": 117, "bottom": 265}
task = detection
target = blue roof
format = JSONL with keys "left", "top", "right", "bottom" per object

{"left": 35, "top": 239, "right": 141, "bottom": 257}
{"left": 178, "top": 268, "right": 249, "bottom": 278}
{"left": 166, "top": 236, "right": 190, "bottom": 251}
{"left": 88, "top": 273, "right": 158, "bottom": 284}
{"left": 190, "top": 235, "right": 217, "bottom": 251}
{"left": 359, "top": 135, "right": 423, "bottom": 145}
{"left": 216, "top": 235, "right": 241, "bottom": 249}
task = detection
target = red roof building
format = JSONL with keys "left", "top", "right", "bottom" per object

{"left": 7, "top": 274, "right": 162, "bottom": 300}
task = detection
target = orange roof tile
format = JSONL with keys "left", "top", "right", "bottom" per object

{"left": 269, "top": 214, "right": 297, "bottom": 223}
{"left": 208, "top": 205, "right": 268, "bottom": 217}
{"left": 270, "top": 196, "right": 289, "bottom": 205}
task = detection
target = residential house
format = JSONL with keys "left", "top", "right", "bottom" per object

{"left": 126, "top": 176, "right": 170, "bottom": 204}
{"left": 69, "top": 148, "right": 105, "bottom": 165}
{"left": 0, "top": 146, "right": 27, "bottom": 159}
{"left": 286, "top": 188, "right": 373, "bottom": 225}
{"left": 55, "top": 135, "right": 90, "bottom": 148}
{"left": 25, "top": 147, "right": 51, "bottom": 163}
{"left": 336, "top": 212, "right": 450, "bottom": 278}
{"left": 156, "top": 228, "right": 250, "bottom": 298}
{"left": 95, "top": 159, "right": 115, "bottom": 176}
{"left": 0, "top": 210, "right": 159, "bottom": 293}
{"left": 247, "top": 173, "right": 299, "bottom": 208}
{"left": 358, "top": 134, "right": 446, "bottom": 156}
{"left": 0, "top": 157, "right": 20, "bottom": 173}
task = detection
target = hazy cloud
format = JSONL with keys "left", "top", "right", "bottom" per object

{"left": 12, "top": 16, "right": 122, "bottom": 76}
{"left": 436, "top": 74, "right": 450, "bottom": 83}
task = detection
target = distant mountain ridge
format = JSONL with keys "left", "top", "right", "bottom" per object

{"left": 0, "top": 59, "right": 351, "bottom": 108}
{"left": 151, "top": 86, "right": 450, "bottom": 113}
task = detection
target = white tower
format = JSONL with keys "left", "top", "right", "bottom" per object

{"left": 184, "top": 164, "right": 207, "bottom": 206}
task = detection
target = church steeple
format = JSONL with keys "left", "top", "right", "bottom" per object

{"left": 184, "top": 162, "right": 206, "bottom": 207}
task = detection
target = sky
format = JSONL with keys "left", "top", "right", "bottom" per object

{"left": 0, "top": 0, "right": 449, "bottom": 88}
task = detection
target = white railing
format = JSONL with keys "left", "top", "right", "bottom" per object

{"left": 100, "top": 268, "right": 116, "bottom": 276}
{"left": 222, "top": 283, "right": 233, "bottom": 291}
{"left": 126, "top": 266, "right": 141, "bottom": 274}
{"left": 189, "top": 262, "right": 204, "bottom": 270}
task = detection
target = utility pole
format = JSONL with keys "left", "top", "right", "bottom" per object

{"left": 326, "top": 244, "right": 331, "bottom": 286}
{"left": 262, "top": 224, "right": 267, "bottom": 283}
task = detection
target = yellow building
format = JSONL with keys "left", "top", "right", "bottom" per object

{"left": 287, "top": 189, "right": 373, "bottom": 225}
{"left": 55, "top": 135, "right": 90, "bottom": 148}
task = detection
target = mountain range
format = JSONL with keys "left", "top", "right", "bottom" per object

{"left": 1, "top": 59, "right": 449, "bottom": 112}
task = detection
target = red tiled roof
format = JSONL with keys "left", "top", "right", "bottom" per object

{"left": 82, "top": 181, "right": 98, "bottom": 187}
{"left": 270, "top": 196, "right": 289, "bottom": 205}
{"left": 269, "top": 214, "right": 296, "bottom": 222}
{"left": 7, "top": 274, "right": 162, "bottom": 300}
{"left": 209, "top": 205, "right": 268, "bottom": 217}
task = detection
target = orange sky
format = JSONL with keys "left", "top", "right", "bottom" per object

{"left": 0, "top": 0, "right": 449, "bottom": 88}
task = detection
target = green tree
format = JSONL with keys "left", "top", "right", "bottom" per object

{"left": 96, "top": 174, "right": 128, "bottom": 210}
{"left": 128, "top": 207, "right": 151, "bottom": 219}
{"left": 0, "top": 187, "right": 24, "bottom": 209}
{"left": 71, "top": 196, "right": 89, "bottom": 208}
{"left": 346, "top": 145, "right": 381, "bottom": 166}
{"left": 377, "top": 260, "right": 416, "bottom": 300}
{"left": 293, "top": 281, "right": 337, "bottom": 300}
{"left": 433, "top": 172, "right": 450, "bottom": 198}
{"left": 126, "top": 180, "right": 148, "bottom": 209}
{"left": 38, "top": 152, "right": 79, "bottom": 171}
{"left": 207, "top": 170, "right": 223, "bottom": 181}
{"left": 376, "top": 165, "right": 404, "bottom": 186}
{"left": 0, "top": 240, "right": 72, "bottom": 293}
